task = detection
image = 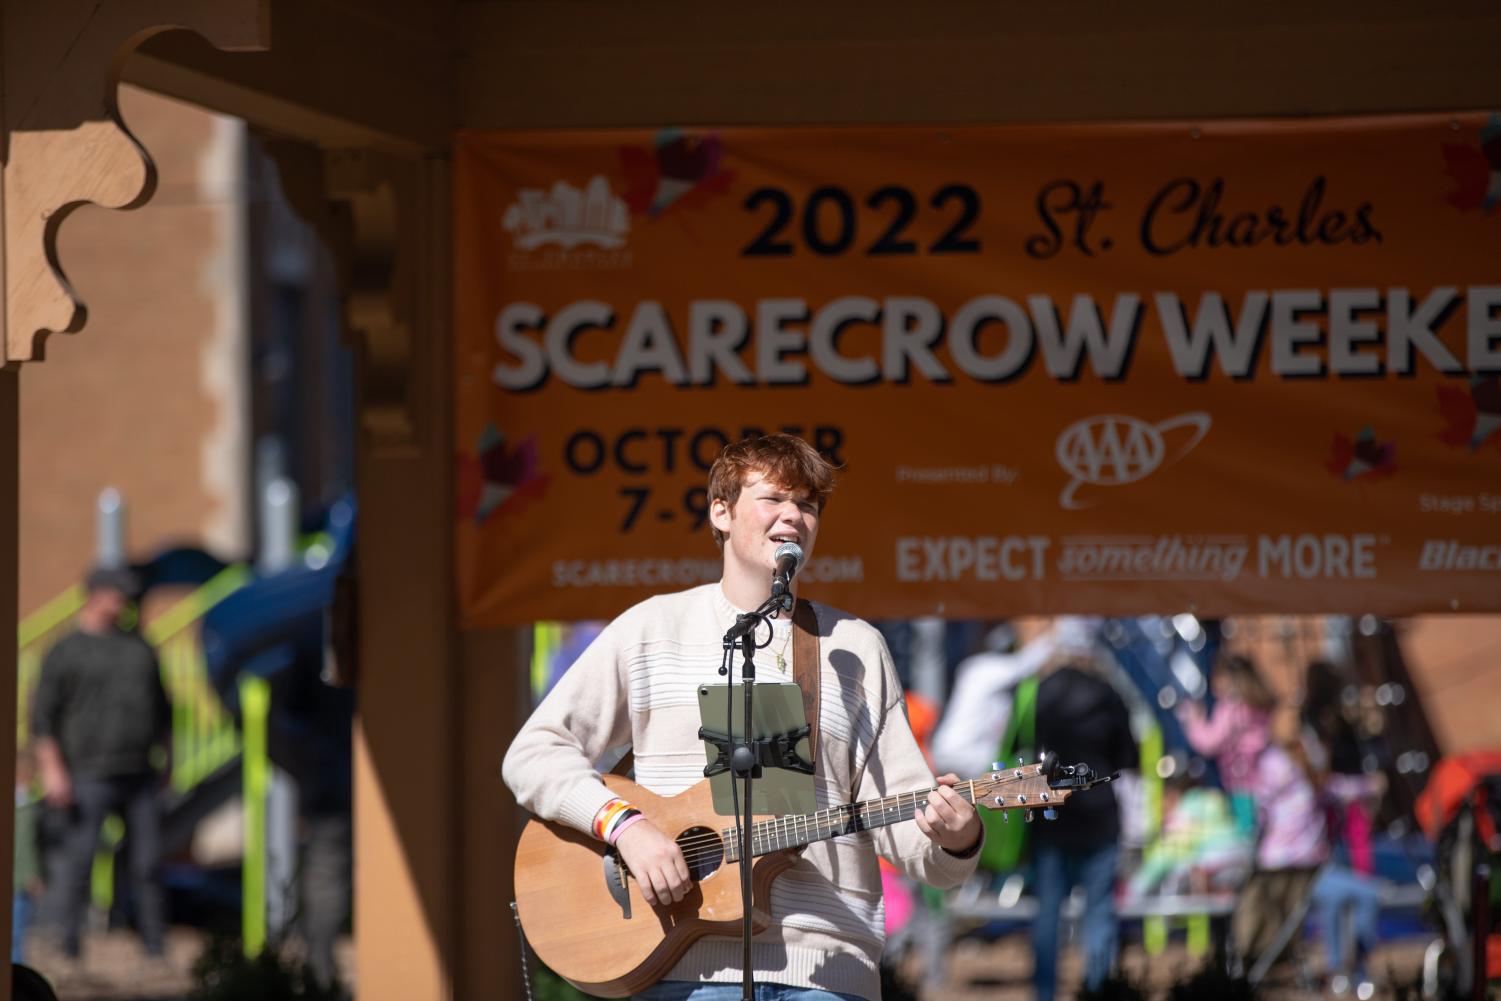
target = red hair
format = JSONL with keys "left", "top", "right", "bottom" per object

{"left": 706, "top": 434, "right": 837, "bottom": 547}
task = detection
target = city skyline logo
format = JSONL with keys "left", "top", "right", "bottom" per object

{"left": 502, "top": 175, "right": 630, "bottom": 250}
{"left": 1055, "top": 412, "right": 1211, "bottom": 510}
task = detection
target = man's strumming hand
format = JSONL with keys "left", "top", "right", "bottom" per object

{"left": 614, "top": 820, "right": 691, "bottom": 907}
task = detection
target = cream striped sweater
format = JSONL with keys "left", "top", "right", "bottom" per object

{"left": 502, "top": 584, "right": 978, "bottom": 1000}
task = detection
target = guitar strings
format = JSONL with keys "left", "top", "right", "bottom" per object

{"left": 629, "top": 782, "right": 1010, "bottom": 872}
{"left": 667, "top": 807, "right": 934, "bottom": 869}
{"left": 671, "top": 791, "right": 942, "bottom": 857}
{"left": 634, "top": 803, "right": 899, "bottom": 870}
{"left": 658, "top": 775, "right": 1024, "bottom": 866}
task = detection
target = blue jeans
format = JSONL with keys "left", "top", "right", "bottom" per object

{"left": 12, "top": 892, "right": 32, "bottom": 964}
{"left": 635, "top": 983, "right": 864, "bottom": 1001}
{"left": 55, "top": 773, "right": 166, "bottom": 957}
{"left": 1033, "top": 841, "right": 1120, "bottom": 1001}
{"left": 1312, "top": 864, "right": 1381, "bottom": 979}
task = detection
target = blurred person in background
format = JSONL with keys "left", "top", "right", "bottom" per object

{"left": 1125, "top": 764, "right": 1252, "bottom": 901}
{"left": 13, "top": 748, "right": 42, "bottom": 964}
{"left": 1178, "top": 653, "right": 1274, "bottom": 838}
{"left": 1231, "top": 733, "right": 1328, "bottom": 975}
{"left": 1303, "top": 660, "right": 1388, "bottom": 998}
{"left": 1031, "top": 621, "right": 1138, "bottom": 1001}
{"left": 1303, "top": 660, "right": 1381, "bottom": 872}
{"left": 929, "top": 621, "right": 1048, "bottom": 781}
{"left": 1197, "top": 653, "right": 1328, "bottom": 976}
{"left": 31, "top": 567, "right": 170, "bottom": 964}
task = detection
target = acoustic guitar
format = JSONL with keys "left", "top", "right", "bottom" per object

{"left": 513, "top": 755, "right": 1110, "bottom": 996}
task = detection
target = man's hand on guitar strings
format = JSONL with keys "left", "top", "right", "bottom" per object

{"left": 615, "top": 821, "right": 691, "bottom": 907}
{"left": 913, "top": 773, "right": 982, "bottom": 855}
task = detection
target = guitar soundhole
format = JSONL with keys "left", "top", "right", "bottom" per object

{"left": 677, "top": 826, "right": 723, "bottom": 881}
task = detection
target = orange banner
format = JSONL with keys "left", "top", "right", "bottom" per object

{"left": 454, "top": 116, "right": 1501, "bottom": 627}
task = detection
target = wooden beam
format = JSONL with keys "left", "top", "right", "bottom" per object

{"left": 128, "top": 0, "right": 453, "bottom": 155}
{"left": 457, "top": 0, "right": 1501, "bottom": 128}
{"left": 351, "top": 153, "right": 458, "bottom": 1001}
{"left": 0, "top": 372, "right": 17, "bottom": 1001}
{"left": 458, "top": 627, "right": 533, "bottom": 1001}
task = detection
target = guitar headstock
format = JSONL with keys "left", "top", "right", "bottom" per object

{"left": 966, "top": 752, "right": 1114, "bottom": 822}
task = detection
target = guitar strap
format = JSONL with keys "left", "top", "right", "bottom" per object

{"left": 609, "top": 598, "right": 822, "bottom": 779}
{"left": 791, "top": 597, "right": 820, "bottom": 772}
{"left": 607, "top": 748, "right": 634, "bottom": 778}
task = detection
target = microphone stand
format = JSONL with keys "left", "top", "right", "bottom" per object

{"left": 720, "top": 588, "right": 793, "bottom": 1001}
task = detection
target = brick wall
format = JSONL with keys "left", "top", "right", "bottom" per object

{"left": 19, "top": 85, "right": 248, "bottom": 619}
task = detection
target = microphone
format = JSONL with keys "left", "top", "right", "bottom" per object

{"left": 770, "top": 541, "right": 804, "bottom": 598}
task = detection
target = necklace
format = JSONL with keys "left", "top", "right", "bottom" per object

{"left": 772, "top": 623, "right": 794, "bottom": 671}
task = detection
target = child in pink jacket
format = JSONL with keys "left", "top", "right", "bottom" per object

{"left": 1179, "top": 653, "right": 1275, "bottom": 836}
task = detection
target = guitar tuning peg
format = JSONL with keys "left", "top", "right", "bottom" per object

{"left": 1043, "top": 808, "right": 1058, "bottom": 821}
{"left": 991, "top": 761, "right": 1002, "bottom": 772}
{"left": 1016, "top": 756, "right": 1024, "bottom": 766}
{"left": 1024, "top": 809, "right": 1035, "bottom": 823}
{"left": 1001, "top": 811, "right": 1010, "bottom": 824}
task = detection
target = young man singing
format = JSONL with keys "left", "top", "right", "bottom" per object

{"left": 503, "top": 433, "right": 981, "bottom": 1001}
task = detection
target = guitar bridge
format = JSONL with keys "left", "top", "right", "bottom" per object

{"left": 603, "top": 852, "right": 632, "bottom": 919}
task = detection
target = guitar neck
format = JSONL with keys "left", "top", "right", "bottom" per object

{"left": 721, "top": 780, "right": 983, "bottom": 863}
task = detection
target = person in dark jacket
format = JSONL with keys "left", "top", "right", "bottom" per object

{"left": 1031, "top": 645, "right": 1138, "bottom": 1001}
{"left": 31, "top": 567, "right": 169, "bottom": 961}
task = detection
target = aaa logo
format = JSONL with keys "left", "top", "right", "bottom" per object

{"left": 1055, "top": 412, "right": 1211, "bottom": 510}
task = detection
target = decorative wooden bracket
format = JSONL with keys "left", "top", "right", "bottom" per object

{"left": 2, "top": 1, "right": 270, "bottom": 363}
{"left": 324, "top": 148, "right": 422, "bottom": 452}
{"left": 261, "top": 140, "right": 424, "bottom": 453}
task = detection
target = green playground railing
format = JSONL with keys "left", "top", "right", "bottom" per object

{"left": 146, "top": 566, "right": 251, "bottom": 793}
{"left": 239, "top": 674, "right": 270, "bottom": 957}
{"left": 531, "top": 621, "right": 563, "bottom": 701}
